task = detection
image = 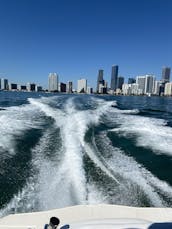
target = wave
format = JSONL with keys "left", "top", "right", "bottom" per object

{"left": 108, "top": 114, "right": 172, "bottom": 156}
{"left": 29, "top": 97, "right": 120, "bottom": 204}
{"left": 0, "top": 97, "right": 119, "bottom": 213}
{"left": 95, "top": 132, "right": 172, "bottom": 207}
{"left": 0, "top": 103, "right": 43, "bottom": 158}
{"left": 1, "top": 95, "right": 172, "bottom": 216}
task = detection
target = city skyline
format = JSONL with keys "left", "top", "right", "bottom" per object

{"left": 1, "top": 64, "right": 171, "bottom": 96}
{"left": 1, "top": 64, "right": 171, "bottom": 90}
{"left": 0, "top": 0, "right": 172, "bottom": 88}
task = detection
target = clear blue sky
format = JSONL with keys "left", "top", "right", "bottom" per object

{"left": 0, "top": 0, "right": 172, "bottom": 89}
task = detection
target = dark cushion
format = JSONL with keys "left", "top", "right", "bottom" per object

{"left": 148, "top": 223, "right": 172, "bottom": 229}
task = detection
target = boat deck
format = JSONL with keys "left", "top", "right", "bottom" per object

{"left": 0, "top": 204, "right": 172, "bottom": 229}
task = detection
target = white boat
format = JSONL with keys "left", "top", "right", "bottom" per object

{"left": 0, "top": 204, "right": 172, "bottom": 229}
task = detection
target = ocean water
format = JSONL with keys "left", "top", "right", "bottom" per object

{"left": 0, "top": 91, "right": 172, "bottom": 216}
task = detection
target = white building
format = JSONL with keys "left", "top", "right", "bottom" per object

{"left": 136, "top": 75, "right": 155, "bottom": 95}
{"left": 48, "top": 73, "right": 58, "bottom": 92}
{"left": 77, "top": 79, "right": 87, "bottom": 93}
{"left": 164, "top": 82, "right": 172, "bottom": 96}
{"left": 98, "top": 83, "right": 107, "bottom": 94}
{"left": 108, "top": 89, "right": 115, "bottom": 95}
{"left": 0, "top": 78, "right": 8, "bottom": 90}
{"left": 122, "top": 83, "right": 131, "bottom": 95}
{"left": 116, "top": 88, "right": 122, "bottom": 95}
{"left": 136, "top": 76, "right": 146, "bottom": 94}
{"left": 154, "top": 80, "right": 162, "bottom": 95}
{"left": 131, "top": 83, "right": 139, "bottom": 95}
{"left": 26, "top": 82, "right": 31, "bottom": 91}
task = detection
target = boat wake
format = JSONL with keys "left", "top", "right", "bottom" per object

{"left": 0, "top": 95, "right": 172, "bottom": 216}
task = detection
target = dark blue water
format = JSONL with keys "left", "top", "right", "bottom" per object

{"left": 0, "top": 91, "right": 172, "bottom": 216}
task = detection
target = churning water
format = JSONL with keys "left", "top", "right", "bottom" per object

{"left": 0, "top": 92, "right": 172, "bottom": 216}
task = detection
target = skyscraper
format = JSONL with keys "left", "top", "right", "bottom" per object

{"left": 154, "top": 80, "right": 161, "bottom": 95}
{"left": 128, "top": 78, "right": 136, "bottom": 84}
{"left": 97, "top": 69, "right": 104, "bottom": 93}
{"left": 98, "top": 80, "right": 107, "bottom": 94}
{"left": 48, "top": 73, "right": 58, "bottom": 92}
{"left": 0, "top": 78, "right": 8, "bottom": 90}
{"left": 136, "top": 76, "right": 146, "bottom": 94}
{"left": 162, "top": 67, "right": 171, "bottom": 83}
{"left": 59, "top": 83, "right": 66, "bottom": 93}
{"left": 110, "top": 65, "right": 118, "bottom": 91}
{"left": 77, "top": 79, "right": 87, "bottom": 93}
{"left": 164, "top": 82, "right": 172, "bottom": 96}
{"left": 67, "top": 81, "right": 73, "bottom": 93}
{"left": 117, "top": 76, "right": 124, "bottom": 89}
{"left": 144, "top": 75, "right": 155, "bottom": 94}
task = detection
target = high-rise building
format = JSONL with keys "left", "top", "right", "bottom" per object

{"left": 0, "top": 78, "right": 8, "bottom": 90}
{"left": 77, "top": 79, "right": 87, "bottom": 93}
{"left": 136, "top": 76, "right": 146, "bottom": 94}
{"left": 144, "top": 75, "right": 155, "bottom": 94}
{"left": 159, "top": 84, "right": 165, "bottom": 96}
{"left": 97, "top": 69, "right": 104, "bottom": 93}
{"left": 59, "top": 83, "right": 66, "bottom": 93}
{"left": 117, "top": 76, "right": 124, "bottom": 89}
{"left": 110, "top": 65, "right": 118, "bottom": 91}
{"left": 48, "top": 73, "right": 58, "bottom": 92}
{"left": 162, "top": 67, "right": 171, "bottom": 83}
{"left": 9, "top": 83, "right": 17, "bottom": 90}
{"left": 164, "top": 82, "right": 172, "bottom": 96}
{"left": 67, "top": 81, "right": 73, "bottom": 93}
{"left": 128, "top": 78, "right": 136, "bottom": 84}
{"left": 154, "top": 80, "right": 162, "bottom": 95}
{"left": 131, "top": 83, "right": 139, "bottom": 95}
{"left": 98, "top": 84, "right": 107, "bottom": 94}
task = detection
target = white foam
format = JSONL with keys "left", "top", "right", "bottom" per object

{"left": 86, "top": 183, "right": 109, "bottom": 204}
{"left": 55, "top": 98, "right": 120, "bottom": 204}
{"left": 0, "top": 103, "right": 43, "bottom": 156}
{"left": 28, "top": 97, "right": 65, "bottom": 128}
{"left": 84, "top": 143, "right": 120, "bottom": 184}
{"left": 0, "top": 174, "right": 39, "bottom": 217}
{"left": 19, "top": 96, "right": 120, "bottom": 209}
{"left": 96, "top": 132, "right": 172, "bottom": 207}
{"left": 2, "top": 96, "right": 172, "bottom": 215}
{"left": 108, "top": 113, "right": 172, "bottom": 156}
